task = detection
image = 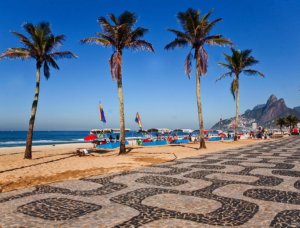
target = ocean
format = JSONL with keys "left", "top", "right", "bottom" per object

{"left": 0, "top": 130, "right": 192, "bottom": 148}
{"left": 0, "top": 131, "right": 89, "bottom": 148}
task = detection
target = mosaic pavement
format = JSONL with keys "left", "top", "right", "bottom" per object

{"left": 1, "top": 137, "right": 300, "bottom": 227}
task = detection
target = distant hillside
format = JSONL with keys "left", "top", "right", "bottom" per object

{"left": 294, "top": 106, "right": 300, "bottom": 113}
{"left": 211, "top": 95, "right": 300, "bottom": 130}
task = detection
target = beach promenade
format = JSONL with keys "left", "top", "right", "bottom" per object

{"left": 0, "top": 137, "right": 299, "bottom": 227}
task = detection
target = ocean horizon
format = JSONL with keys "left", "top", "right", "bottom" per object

{"left": 0, "top": 131, "right": 89, "bottom": 148}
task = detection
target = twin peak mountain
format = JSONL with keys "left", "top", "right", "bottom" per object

{"left": 211, "top": 95, "right": 300, "bottom": 129}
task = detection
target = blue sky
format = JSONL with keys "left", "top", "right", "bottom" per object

{"left": 0, "top": 0, "right": 300, "bottom": 131}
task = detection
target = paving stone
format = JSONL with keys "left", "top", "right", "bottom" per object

{"left": 17, "top": 197, "right": 102, "bottom": 220}
{"left": 0, "top": 137, "right": 300, "bottom": 227}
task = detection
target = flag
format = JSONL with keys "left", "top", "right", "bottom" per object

{"left": 135, "top": 112, "right": 142, "bottom": 129}
{"left": 99, "top": 102, "right": 106, "bottom": 123}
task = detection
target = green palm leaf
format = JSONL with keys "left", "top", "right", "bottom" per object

{"left": 230, "top": 78, "right": 239, "bottom": 100}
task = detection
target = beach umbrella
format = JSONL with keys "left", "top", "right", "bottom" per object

{"left": 84, "top": 134, "right": 97, "bottom": 141}
{"left": 218, "top": 133, "right": 226, "bottom": 137}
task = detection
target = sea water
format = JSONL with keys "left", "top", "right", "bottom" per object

{"left": 0, "top": 131, "right": 89, "bottom": 148}
{"left": 0, "top": 130, "right": 191, "bottom": 148}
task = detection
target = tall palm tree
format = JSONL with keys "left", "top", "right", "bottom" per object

{"left": 0, "top": 22, "right": 76, "bottom": 159}
{"left": 276, "top": 117, "right": 286, "bottom": 135}
{"left": 81, "top": 11, "right": 154, "bottom": 155}
{"left": 285, "top": 115, "right": 298, "bottom": 131}
{"left": 165, "top": 8, "right": 232, "bottom": 149}
{"left": 217, "top": 48, "right": 264, "bottom": 141}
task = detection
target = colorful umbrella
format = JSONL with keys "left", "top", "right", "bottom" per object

{"left": 84, "top": 134, "right": 97, "bottom": 141}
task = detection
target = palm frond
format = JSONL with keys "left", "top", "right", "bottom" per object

{"left": 196, "top": 46, "right": 208, "bottom": 76}
{"left": 82, "top": 11, "right": 152, "bottom": 82}
{"left": 97, "top": 17, "right": 115, "bottom": 35}
{"left": 49, "top": 51, "right": 77, "bottom": 59}
{"left": 46, "top": 56, "right": 59, "bottom": 70}
{"left": 166, "top": 29, "right": 191, "bottom": 42}
{"left": 243, "top": 69, "right": 264, "bottom": 77}
{"left": 96, "top": 32, "right": 116, "bottom": 45}
{"left": 118, "top": 11, "right": 136, "bottom": 27}
{"left": 109, "top": 13, "right": 119, "bottom": 25}
{"left": 109, "top": 53, "right": 114, "bottom": 80}
{"left": 37, "top": 22, "right": 51, "bottom": 36}
{"left": 131, "top": 27, "right": 148, "bottom": 40}
{"left": 53, "top": 34, "right": 65, "bottom": 46}
{"left": 0, "top": 48, "right": 30, "bottom": 59}
{"left": 218, "top": 48, "right": 263, "bottom": 95}
{"left": 43, "top": 61, "right": 50, "bottom": 79}
{"left": 11, "top": 32, "right": 36, "bottom": 51}
{"left": 164, "top": 38, "right": 188, "bottom": 50}
{"left": 216, "top": 72, "right": 232, "bottom": 81}
{"left": 241, "top": 49, "right": 252, "bottom": 59}
{"left": 231, "top": 78, "right": 239, "bottom": 100}
{"left": 23, "top": 23, "right": 36, "bottom": 38}
{"left": 218, "top": 62, "right": 232, "bottom": 69}
{"left": 3, "top": 21, "right": 75, "bottom": 81}
{"left": 205, "top": 35, "right": 233, "bottom": 46}
{"left": 128, "top": 40, "right": 154, "bottom": 52}
{"left": 44, "top": 35, "right": 66, "bottom": 53}
{"left": 202, "top": 17, "right": 222, "bottom": 34}
{"left": 224, "top": 53, "right": 233, "bottom": 64}
{"left": 243, "top": 56, "right": 259, "bottom": 67}
{"left": 184, "top": 50, "right": 193, "bottom": 78}
{"left": 80, "top": 37, "right": 111, "bottom": 46}
{"left": 109, "top": 51, "right": 122, "bottom": 80}
{"left": 177, "top": 8, "right": 199, "bottom": 35}
{"left": 199, "top": 10, "right": 213, "bottom": 25}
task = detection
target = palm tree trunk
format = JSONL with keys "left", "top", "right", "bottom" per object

{"left": 24, "top": 66, "right": 41, "bottom": 159}
{"left": 234, "top": 79, "right": 239, "bottom": 141}
{"left": 196, "top": 74, "right": 206, "bottom": 149}
{"left": 117, "top": 56, "right": 126, "bottom": 155}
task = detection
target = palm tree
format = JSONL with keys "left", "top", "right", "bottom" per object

{"left": 285, "top": 115, "right": 298, "bottom": 131}
{"left": 217, "top": 48, "right": 264, "bottom": 141}
{"left": 165, "top": 8, "right": 232, "bottom": 149}
{"left": 276, "top": 117, "right": 286, "bottom": 135}
{"left": 81, "top": 11, "right": 154, "bottom": 155}
{"left": 0, "top": 22, "right": 76, "bottom": 159}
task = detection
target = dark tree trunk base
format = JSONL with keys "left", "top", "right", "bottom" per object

{"left": 24, "top": 147, "right": 32, "bottom": 159}
{"left": 119, "top": 143, "right": 126, "bottom": 155}
{"left": 199, "top": 138, "right": 207, "bottom": 149}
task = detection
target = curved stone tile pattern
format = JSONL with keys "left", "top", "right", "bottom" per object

{"left": 295, "top": 180, "right": 300, "bottom": 190}
{"left": 272, "top": 170, "right": 300, "bottom": 177}
{"left": 17, "top": 198, "right": 102, "bottom": 221}
{"left": 270, "top": 210, "right": 300, "bottom": 227}
{"left": 244, "top": 189, "right": 300, "bottom": 205}
{"left": 0, "top": 136, "right": 300, "bottom": 227}
{"left": 135, "top": 175, "right": 188, "bottom": 187}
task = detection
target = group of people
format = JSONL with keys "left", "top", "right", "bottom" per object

{"left": 252, "top": 127, "right": 269, "bottom": 139}
{"left": 108, "top": 134, "right": 119, "bottom": 142}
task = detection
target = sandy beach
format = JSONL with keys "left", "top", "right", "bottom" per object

{"left": 0, "top": 139, "right": 266, "bottom": 193}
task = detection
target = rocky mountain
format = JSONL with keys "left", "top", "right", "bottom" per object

{"left": 211, "top": 95, "right": 300, "bottom": 130}
{"left": 294, "top": 106, "right": 300, "bottom": 113}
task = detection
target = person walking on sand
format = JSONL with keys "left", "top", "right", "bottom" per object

{"left": 188, "top": 133, "right": 192, "bottom": 142}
